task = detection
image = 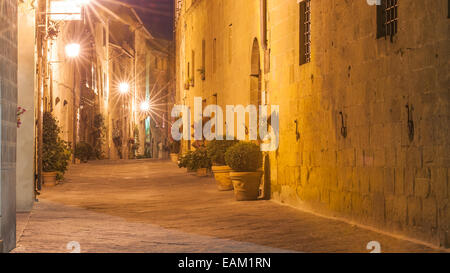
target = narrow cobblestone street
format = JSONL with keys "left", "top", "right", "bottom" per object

{"left": 12, "top": 160, "right": 442, "bottom": 253}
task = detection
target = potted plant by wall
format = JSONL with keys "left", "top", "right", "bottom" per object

{"left": 75, "top": 142, "right": 94, "bottom": 163}
{"left": 42, "top": 112, "right": 72, "bottom": 186}
{"left": 225, "top": 142, "right": 263, "bottom": 201}
{"left": 169, "top": 141, "right": 181, "bottom": 163}
{"left": 206, "top": 138, "right": 238, "bottom": 190}
{"left": 178, "top": 151, "right": 196, "bottom": 172}
{"left": 191, "top": 148, "right": 211, "bottom": 177}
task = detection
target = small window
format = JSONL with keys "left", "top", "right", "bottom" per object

{"left": 191, "top": 50, "right": 195, "bottom": 86}
{"left": 261, "top": 0, "right": 268, "bottom": 49}
{"left": 377, "top": 0, "right": 398, "bottom": 41}
{"left": 228, "top": 25, "right": 233, "bottom": 64}
{"left": 299, "top": 0, "right": 311, "bottom": 65}
{"left": 213, "top": 38, "right": 217, "bottom": 74}
{"left": 201, "top": 39, "right": 206, "bottom": 80}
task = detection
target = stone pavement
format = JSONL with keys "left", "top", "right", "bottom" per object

{"left": 13, "top": 160, "right": 443, "bottom": 253}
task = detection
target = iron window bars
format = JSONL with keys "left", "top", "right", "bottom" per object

{"left": 299, "top": 0, "right": 311, "bottom": 65}
{"left": 377, "top": 0, "right": 399, "bottom": 41}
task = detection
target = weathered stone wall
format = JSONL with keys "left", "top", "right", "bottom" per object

{"left": 0, "top": 0, "right": 18, "bottom": 252}
{"left": 175, "top": 0, "right": 449, "bottom": 247}
{"left": 268, "top": 0, "right": 449, "bottom": 248}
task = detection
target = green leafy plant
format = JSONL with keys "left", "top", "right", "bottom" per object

{"left": 206, "top": 138, "right": 238, "bottom": 165}
{"left": 178, "top": 151, "right": 195, "bottom": 170}
{"left": 225, "top": 142, "right": 262, "bottom": 172}
{"left": 42, "top": 112, "right": 72, "bottom": 178}
{"left": 75, "top": 142, "right": 94, "bottom": 163}
{"left": 191, "top": 148, "right": 212, "bottom": 170}
{"left": 178, "top": 148, "right": 212, "bottom": 171}
{"left": 93, "top": 114, "right": 106, "bottom": 159}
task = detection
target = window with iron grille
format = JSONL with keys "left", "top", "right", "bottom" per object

{"left": 377, "top": 0, "right": 398, "bottom": 41}
{"left": 299, "top": 0, "right": 311, "bottom": 65}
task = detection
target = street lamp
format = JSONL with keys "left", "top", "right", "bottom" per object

{"left": 118, "top": 82, "right": 130, "bottom": 94}
{"left": 65, "top": 43, "right": 80, "bottom": 58}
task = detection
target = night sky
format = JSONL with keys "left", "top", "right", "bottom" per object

{"left": 122, "top": 0, "right": 174, "bottom": 40}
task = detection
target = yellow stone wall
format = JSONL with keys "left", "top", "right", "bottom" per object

{"left": 175, "top": 0, "right": 449, "bottom": 247}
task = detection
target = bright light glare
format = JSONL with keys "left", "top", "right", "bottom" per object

{"left": 76, "top": 0, "right": 91, "bottom": 4}
{"left": 118, "top": 82, "right": 130, "bottom": 94}
{"left": 140, "top": 101, "right": 150, "bottom": 112}
{"left": 65, "top": 43, "right": 80, "bottom": 58}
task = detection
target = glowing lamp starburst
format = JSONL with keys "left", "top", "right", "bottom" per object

{"left": 65, "top": 43, "right": 80, "bottom": 58}
{"left": 140, "top": 101, "right": 150, "bottom": 112}
{"left": 118, "top": 82, "right": 130, "bottom": 94}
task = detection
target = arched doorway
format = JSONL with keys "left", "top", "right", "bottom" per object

{"left": 250, "top": 38, "right": 261, "bottom": 107}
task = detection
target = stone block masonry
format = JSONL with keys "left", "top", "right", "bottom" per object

{"left": 268, "top": 0, "right": 449, "bottom": 248}
{"left": 0, "top": 0, "right": 18, "bottom": 253}
{"left": 175, "top": 0, "right": 449, "bottom": 248}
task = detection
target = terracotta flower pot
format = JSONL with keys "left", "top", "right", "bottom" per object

{"left": 196, "top": 168, "right": 208, "bottom": 177}
{"left": 229, "top": 171, "right": 263, "bottom": 201}
{"left": 43, "top": 171, "right": 57, "bottom": 187}
{"left": 212, "top": 165, "right": 233, "bottom": 191}
{"left": 170, "top": 153, "right": 178, "bottom": 163}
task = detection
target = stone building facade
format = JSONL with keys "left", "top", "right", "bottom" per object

{"left": 175, "top": 0, "right": 449, "bottom": 247}
{"left": 41, "top": 2, "right": 174, "bottom": 162}
{"left": 0, "top": 0, "right": 18, "bottom": 252}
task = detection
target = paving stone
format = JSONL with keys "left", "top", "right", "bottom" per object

{"left": 12, "top": 160, "right": 443, "bottom": 253}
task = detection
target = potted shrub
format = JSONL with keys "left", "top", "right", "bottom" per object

{"left": 206, "top": 138, "right": 238, "bottom": 191}
{"left": 178, "top": 151, "right": 196, "bottom": 172}
{"left": 191, "top": 148, "right": 211, "bottom": 177}
{"left": 225, "top": 142, "right": 263, "bottom": 201}
{"left": 169, "top": 141, "right": 180, "bottom": 163}
{"left": 42, "top": 112, "right": 72, "bottom": 186}
{"left": 75, "top": 142, "right": 94, "bottom": 163}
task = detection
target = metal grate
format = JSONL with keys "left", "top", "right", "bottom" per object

{"left": 384, "top": 0, "right": 398, "bottom": 38}
{"left": 304, "top": 0, "right": 311, "bottom": 63}
{"left": 377, "top": 0, "right": 398, "bottom": 40}
{"left": 299, "top": 0, "right": 311, "bottom": 65}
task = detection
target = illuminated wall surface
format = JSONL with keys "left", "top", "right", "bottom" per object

{"left": 49, "top": 0, "right": 82, "bottom": 21}
{"left": 175, "top": 0, "right": 449, "bottom": 247}
{"left": 17, "top": 0, "right": 36, "bottom": 213}
{"left": 0, "top": 0, "right": 18, "bottom": 253}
